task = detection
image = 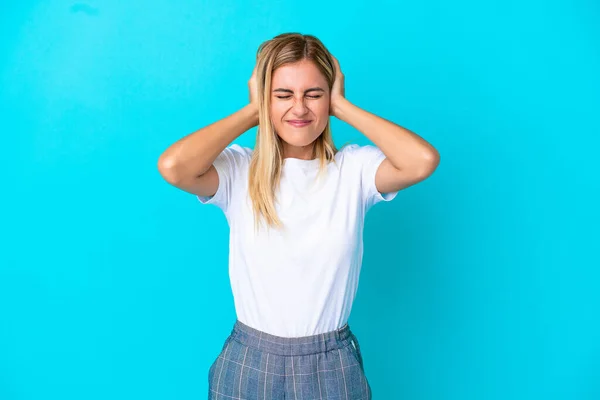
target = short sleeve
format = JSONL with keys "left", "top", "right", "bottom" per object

{"left": 196, "top": 144, "right": 253, "bottom": 213}
{"left": 345, "top": 144, "right": 399, "bottom": 211}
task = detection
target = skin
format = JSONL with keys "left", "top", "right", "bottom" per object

{"left": 158, "top": 53, "right": 439, "bottom": 200}
{"left": 269, "top": 59, "right": 334, "bottom": 160}
{"left": 327, "top": 55, "right": 440, "bottom": 194}
{"left": 253, "top": 54, "right": 440, "bottom": 194}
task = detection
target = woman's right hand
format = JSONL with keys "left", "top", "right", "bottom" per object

{"left": 248, "top": 63, "right": 259, "bottom": 108}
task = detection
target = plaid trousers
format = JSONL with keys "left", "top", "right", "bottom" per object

{"left": 208, "top": 319, "right": 372, "bottom": 399}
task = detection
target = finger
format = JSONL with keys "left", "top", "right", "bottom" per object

{"left": 331, "top": 55, "right": 341, "bottom": 73}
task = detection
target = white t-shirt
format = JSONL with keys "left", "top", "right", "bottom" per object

{"left": 197, "top": 143, "right": 398, "bottom": 337}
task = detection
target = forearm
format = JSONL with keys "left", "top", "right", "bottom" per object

{"left": 158, "top": 103, "right": 258, "bottom": 180}
{"left": 334, "top": 98, "right": 439, "bottom": 171}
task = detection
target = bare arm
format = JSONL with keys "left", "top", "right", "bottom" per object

{"left": 157, "top": 103, "right": 258, "bottom": 197}
{"left": 329, "top": 55, "right": 439, "bottom": 194}
{"left": 334, "top": 98, "right": 439, "bottom": 193}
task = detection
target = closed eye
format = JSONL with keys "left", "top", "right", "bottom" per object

{"left": 276, "top": 95, "right": 322, "bottom": 99}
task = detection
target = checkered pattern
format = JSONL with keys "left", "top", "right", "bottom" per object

{"left": 208, "top": 319, "right": 372, "bottom": 399}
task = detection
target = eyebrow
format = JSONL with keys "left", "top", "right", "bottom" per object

{"left": 272, "top": 87, "right": 325, "bottom": 94}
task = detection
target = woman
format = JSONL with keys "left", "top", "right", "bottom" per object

{"left": 158, "top": 32, "right": 439, "bottom": 400}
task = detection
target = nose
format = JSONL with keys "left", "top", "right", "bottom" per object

{"left": 291, "top": 97, "right": 309, "bottom": 116}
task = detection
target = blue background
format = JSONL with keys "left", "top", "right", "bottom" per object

{"left": 1, "top": 1, "right": 599, "bottom": 399}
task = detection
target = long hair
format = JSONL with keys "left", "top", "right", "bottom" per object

{"left": 248, "top": 33, "right": 339, "bottom": 232}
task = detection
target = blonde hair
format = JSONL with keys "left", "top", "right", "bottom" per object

{"left": 248, "top": 33, "right": 339, "bottom": 232}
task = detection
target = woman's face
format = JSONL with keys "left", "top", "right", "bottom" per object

{"left": 270, "top": 59, "right": 330, "bottom": 158}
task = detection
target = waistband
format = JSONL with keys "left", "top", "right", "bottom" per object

{"left": 228, "top": 319, "right": 356, "bottom": 357}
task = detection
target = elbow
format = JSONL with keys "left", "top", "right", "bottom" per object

{"left": 426, "top": 149, "right": 440, "bottom": 170}
{"left": 418, "top": 150, "right": 440, "bottom": 178}
{"left": 157, "top": 154, "right": 183, "bottom": 184}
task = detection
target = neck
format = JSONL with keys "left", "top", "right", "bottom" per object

{"left": 282, "top": 143, "right": 316, "bottom": 160}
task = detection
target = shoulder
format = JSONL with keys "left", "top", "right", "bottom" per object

{"left": 216, "top": 144, "right": 254, "bottom": 168}
{"left": 210, "top": 144, "right": 254, "bottom": 181}
{"left": 338, "top": 143, "right": 385, "bottom": 164}
{"left": 225, "top": 144, "right": 254, "bottom": 158}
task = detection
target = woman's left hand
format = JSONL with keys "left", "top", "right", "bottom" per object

{"left": 329, "top": 55, "right": 345, "bottom": 118}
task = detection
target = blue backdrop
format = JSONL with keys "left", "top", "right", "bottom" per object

{"left": 1, "top": 1, "right": 599, "bottom": 399}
